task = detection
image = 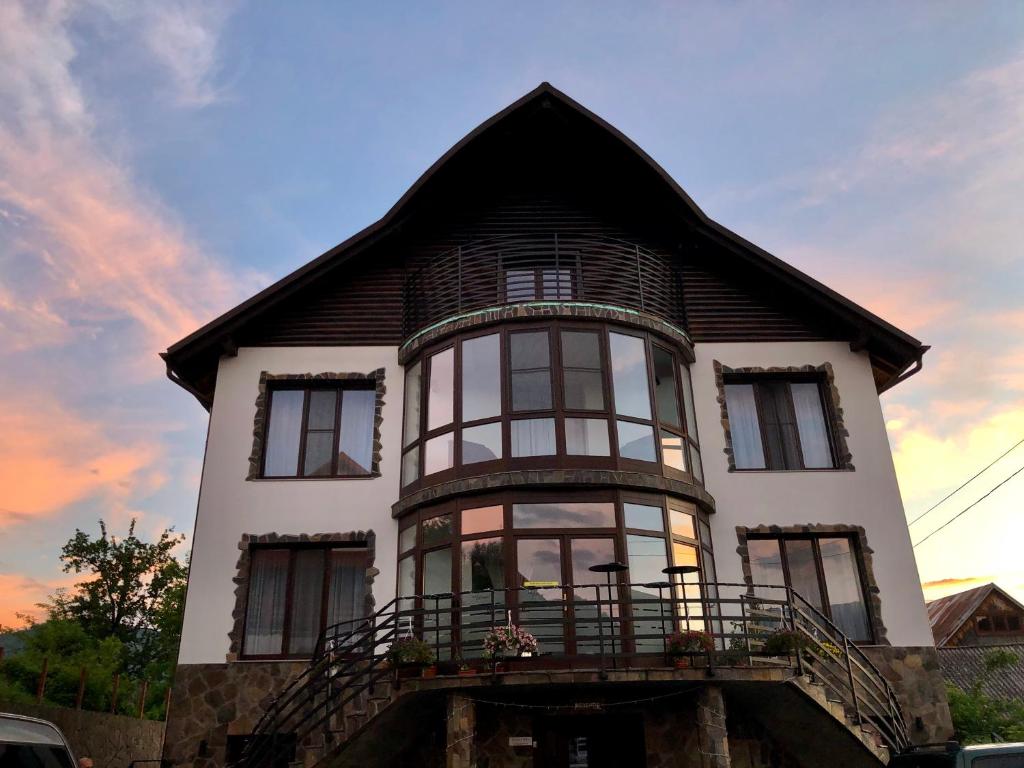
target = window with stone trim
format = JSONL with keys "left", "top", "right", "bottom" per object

{"left": 745, "top": 533, "right": 873, "bottom": 642}
{"left": 723, "top": 373, "right": 838, "bottom": 470}
{"left": 262, "top": 383, "right": 376, "bottom": 477}
{"left": 242, "top": 545, "right": 368, "bottom": 658}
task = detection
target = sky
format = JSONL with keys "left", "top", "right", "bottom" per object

{"left": 1, "top": 1, "right": 1023, "bottom": 626}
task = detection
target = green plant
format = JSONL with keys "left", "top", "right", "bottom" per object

{"left": 947, "top": 649, "right": 1024, "bottom": 744}
{"left": 385, "top": 637, "right": 434, "bottom": 666}
{"left": 667, "top": 630, "right": 713, "bottom": 655}
{"left": 762, "top": 629, "right": 806, "bottom": 655}
{"left": 807, "top": 640, "right": 842, "bottom": 661}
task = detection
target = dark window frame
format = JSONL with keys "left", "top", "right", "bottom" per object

{"left": 260, "top": 381, "right": 377, "bottom": 479}
{"left": 240, "top": 542, "right": 369, "bottom": 660}
{"left": 723, "top": 372, "right": 840, "bottom": 471}
{"left": 400, "top": 320, "right": 700, "bottom": 491}
{"left": 746, "top": 532, "right": 875, "bottom": 643}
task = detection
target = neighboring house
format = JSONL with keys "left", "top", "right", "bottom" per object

{"left": 160, "top": 84, "right": 951, "bottom": 768}
{"left": 928, "top": 583, "right": 1024, "bottom": 647}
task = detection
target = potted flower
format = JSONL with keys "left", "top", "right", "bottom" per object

{"left": 457, "top": 660, "right": 478, "bottom": 677}
{"left": 667, "top": 630, "right": 713, "bottom": 668}
{"left": 483, "top": 625, "right": 539, "bottom": 670}
{"left": 762, "top": 629, "right": 807, "bottom": 657}
{"left": 385, "top": 637, "right": 434, "bottom": 678}
{"left": 804, "top": 639, "right": 842, "bottom": 665}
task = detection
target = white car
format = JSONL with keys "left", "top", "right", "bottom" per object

{"left": 0, "top": 713, "right": 77, "bottom": 768}
{"left": 892, "top": 742, "right": 1024, "bottom": 767}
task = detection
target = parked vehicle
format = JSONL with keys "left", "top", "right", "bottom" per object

{"left": 891, "top": 741, "right": 1024, "bottom": 767}
{"left": 0, "top": 712, "right": 76, "bottom": 767}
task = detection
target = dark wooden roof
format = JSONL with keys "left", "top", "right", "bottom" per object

{"left": 163, "top": 83, "right": 928, "bottom": 409}
{"left": 928, "top": 584, "right": 1024, "bottom": 647}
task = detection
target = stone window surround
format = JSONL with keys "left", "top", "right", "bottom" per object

{"left": 246, "top": 369, "right": 386, "bottom": 480}
{"left": 735, "top": 523, "right": 888, "bottom": 645}
{"left": 227, "top": 530, "right": 378, "bottom": 661}
{"left": 712, "top": 361, "right": 854, "bottom": 472}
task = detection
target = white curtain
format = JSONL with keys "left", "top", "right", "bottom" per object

{"left": 791, "top": 383, "right": 832, "bottom": 468}
{"left": 327, "top": 550, "right": 365, "bottom": 630}
{"left": 339, "top": 389, "right": 375, "bottom": 473}
{"left": 244, "top": 550, "right": 289, "bottom": 655}
{"left": 264, "top": 390, "right": 304, "bottom": 476}
{"left": 511, "top": 418, "right": 556, "bottom": 457}
{"left": 724, "top": 384, "right": 765, "bottom": 469}
{"left": 289, "top": 550, "right": 325, "bottom": 655}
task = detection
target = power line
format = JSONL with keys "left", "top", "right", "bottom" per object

{"left": 908, "top": 437, "right": 1024, "bottom": 527}
{"left": 912, "top": 463, "right": 1024, "bottom": 548}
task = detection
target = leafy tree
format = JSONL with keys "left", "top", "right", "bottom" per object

{"left": 49, "top": 519, "right": 186, "bottom": 674}
{"left": 946, "top": 648, "right": 1024, "bottom": 744}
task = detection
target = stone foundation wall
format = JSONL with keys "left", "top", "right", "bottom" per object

{"left": 0, "top": 700, "right": 165, "bottom": 768}
{"left": 161, "top": 661, "right": 307, "bottom": 768}
{"left": 863, "top": 645, "right": 954, "bottom": 745}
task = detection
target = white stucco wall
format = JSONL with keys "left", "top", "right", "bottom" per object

{"left": 691, "top": 341, "right": 934, "bottom": 647}
{"left": 177, "top": 346, "right": 403, "bottom": 665}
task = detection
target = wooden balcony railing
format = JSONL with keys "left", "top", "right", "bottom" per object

{"left": 402, "top": 234, "right": 686, "bottom": 338}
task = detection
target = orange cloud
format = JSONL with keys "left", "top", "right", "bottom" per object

{"left": 0, "top": 396, "right": 161, "bottom": 525}
{"left": 0, "top": 572, "right": 79, "bottom": 627}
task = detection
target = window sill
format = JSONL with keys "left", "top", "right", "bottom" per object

{"left": 728, "top": 467, "right": 853, "bottom": 474}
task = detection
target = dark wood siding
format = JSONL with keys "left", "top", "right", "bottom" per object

{"left": 237, "top": 193, "right": 842, "bottom": 348}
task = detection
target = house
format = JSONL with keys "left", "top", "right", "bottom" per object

{"left": 160, "top": 83, "right": 952, "bottom": 768}
{"left": 928, "top": 583, "right": 1024, "bottom": 648}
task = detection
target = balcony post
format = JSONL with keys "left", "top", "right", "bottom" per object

{"left": 696, "top": 685, "right": 731, "bottom": 768}
{"left": 446, "top": 692, "right": 476, "bottom": 768}
{"left": 844, "top": 636, "right": 861, "bottom": 725}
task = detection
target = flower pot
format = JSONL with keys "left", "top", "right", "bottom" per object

{"left": 673, "top": 656, "right": 691, "bottom": 669}
{"left": 457, "top": 669, "right": 478, "bottom": 677}
{"left": 422, "top": 665, "right": 438, "bottom": 679}
{"left": 396, "top": 664, "right": 423, "bottom": 679}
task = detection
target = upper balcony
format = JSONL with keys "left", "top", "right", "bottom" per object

{"left": 401, "top": 233, "right": 686, "bottom": 342}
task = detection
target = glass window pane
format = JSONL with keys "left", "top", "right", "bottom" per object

{"left": 690, "top": 444, "right": 704, "bottom": 484}
{"left": 505, "top": 269, "right": 536, "bottom": 301}
{"left": 561, "top": 331, "right": 601, "bottom": 368}
{"left": 784, "top": 539, "right": 823, "bottom": 610}
{"left": 563, "top": 370, "right": 605, "bottom": 411}
{"left": 661, "top": 431, "right": 687, "bottom": 472}
{"left": 624, "top": 503, "right": 664, "bottom": 532}
{"left": 462, "top": 505, "right": 504, "bottom": 535}
{"left": 672, "top": 541, "right": 699, "bottom": 568}
{"left": 515, "top": 538, "right": 564, "bottom": 654}
{"left": 462, "top": 537, "right": 505, "bottom": 592}
{"left": 401, "top": 448, "right": 419, "bottom": 487}
{"left": 698, "top": 518, "right": 712, "bottom": 548}
{"left": 264, "top": 390, "right": 304, "bottom": 477}
{"left": 427, "top": 348, "right": 455, "bottom": 431}
{"left": 652, "top": 346, "right": 680, "bottom": 427}
{"left": 724, "top": 384, "right": 766, "bottom": 469}
{"left": 423, "top": 547, "right": 452, "bottom": 594}
{"left": 747, "top": 539, "right": 784, "bottom": 598}
{"left": 403, "top": 361, "right": 421, "bottom": 447}
{"left": 423, "top": 547, "right": 453, "bottom": 658}
{"left": 307, "top": 390, "right": 337, "bottom": 430}
{"left": 303, "top": 431, "right": 334, "bottom": 477}
{"left": 424, "top": 432, "right": 455, "bottom": 475}
{"left": 565, "top": 418, "right": 610, "bottom": 456}
{"left": 513, "top": 501, "right": 616, "bottom": 528}
{"left": 288, "top": 549, "right": 325, "bottom": 655}
{"left": 462, "top": 334, "right": 501, "bottom": 421}
{"left": 422, "top": 514, "right": 452, "bottom": 546}
{"left": 617, "top": 420, "right": 656, "bottom": 462}
{"left": 627, "top": 535, "right": 669, "bottom": 585}
{"left": 681, "top": 365, "right": 698, "bottom": 439}
{"left": 244, "top": 549, "right": 289, "bottom": 655}
{"left": 397, "top": 555, "right": 415, "bottom": 612}
{"left": 670, "top": 509, "right": 696, "bottom": 540}
{"left": 511, "top": 418, "right": 556, "bottom": 457}
{"left": 462, "top": 422, "right": 502, "bottom": 464}
{"left": 542, "top": 268, "right": 573, "bottom": 299}
{"left": 327, "top": 549, "right": 365, "bottom": 632}
{"left": 339, "top": 389, "right": 374, "bottom": 475}
{"left": 511, "top": 371, "right": 553, "bottom": 411}
{"left": 399, "top": 525, "right": 416, "bottom": 553}
{"left": 510, "top": 331, "right": 550, "bottom": 369}
{"left": 568, "top": 538, "right": 618, "bottom": 652}
{"left": 819, "top": 538, "right": 871, "bottom": 641}
{"left": 609, "top": 333, "right": 651, "bottom": 419}
{"left": 791, "top": 383, "right": 833, "bottom": 469}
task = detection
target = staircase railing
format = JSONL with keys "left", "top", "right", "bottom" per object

{"left": 234, "top": 582, "right": 908, "bottom": 767}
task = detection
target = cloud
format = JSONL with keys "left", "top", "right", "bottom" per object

{"left": 0, "top": 571, "right": 83, "bottom": 627}
{"left": 0, "top": 396, "right": 162, "bottom": 525}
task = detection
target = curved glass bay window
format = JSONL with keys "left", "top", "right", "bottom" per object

{"left": 395, "top": 490, "right": 714, "bottom": 657}
{"left": 399, "top": 322, "right": 702, "bottom": 490}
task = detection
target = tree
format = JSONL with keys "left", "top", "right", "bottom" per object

{"left": 946, "top": 648, "right": 1024, "bottom": 744}
{"left": 49, "top": 519, "right": 187, "bottom": 675}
